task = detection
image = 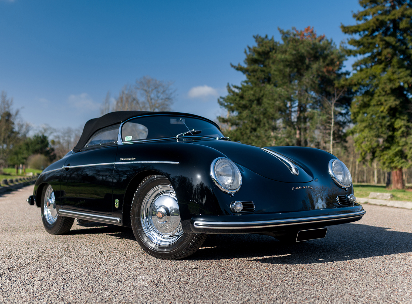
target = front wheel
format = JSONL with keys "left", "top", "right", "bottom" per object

{"left": 41, "top": 184, "right": 74, "bottom": 235}
{"left": 130, "top": 175, "right": 206, "bottom": 259}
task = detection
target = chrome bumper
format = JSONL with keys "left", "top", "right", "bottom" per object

{"left": 192, "top": 209, "right": 365, "bottom": 232}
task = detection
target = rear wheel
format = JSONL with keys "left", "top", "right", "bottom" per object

{"left": 130, "top": 175, "right": 206, "bottom": 259}
{"left": 41, "top": 184, "right": 74, "bottom": 235}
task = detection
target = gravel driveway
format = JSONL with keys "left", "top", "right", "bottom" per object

{"left": 1, "top": 186, "right": 412, "bottom": 303}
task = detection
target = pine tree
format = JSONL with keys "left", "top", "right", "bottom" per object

{"left": 218, "top": 35, "right": 289, "bottom": 147}
{"left": 218, "top": 28, "right": 350, "bottom": 149}
{"left": 341, "top": 0, "right": 412, "bottom": 189}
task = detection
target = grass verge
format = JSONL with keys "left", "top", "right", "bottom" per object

{"left": 353, "top": 184, "right": 412, "bottom": 202}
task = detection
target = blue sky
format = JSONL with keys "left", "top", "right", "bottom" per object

{"left": 0, "top": 0, "right": 360, "bottom": 132}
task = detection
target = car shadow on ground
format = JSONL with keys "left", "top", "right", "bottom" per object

{"left": 66, "top": 222, "right": 412, "bottom": 264}
{"left": 191, "top": 223, "right": 412, "bottom": 264}
{"left": 68, "top": 224, "right": 136, "bottom": 240}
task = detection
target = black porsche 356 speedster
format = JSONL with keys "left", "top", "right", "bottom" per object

{"left": 27, "top": 111, "right": 365, "bottom": 259}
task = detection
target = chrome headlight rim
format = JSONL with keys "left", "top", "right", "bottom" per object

{"left": 328, "top": 159, "right": 352, "bottom": 188}
{"left": 210, "top": 157, "right": 242, "bottom": 194}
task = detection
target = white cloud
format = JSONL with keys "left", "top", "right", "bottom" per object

{"left": 188, "top": 85, "right": 219, "bottom": 100}
{"left": 37, "top": 98, "right": 49, "bottom": 104}
{"left": 67, "top": 93, "right": 100, "bottom": 111}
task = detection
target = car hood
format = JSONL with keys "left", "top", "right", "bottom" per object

{"left": 195, "top": 140, "right": 313, "bottom": 183}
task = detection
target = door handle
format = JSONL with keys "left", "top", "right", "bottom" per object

{"left": 64, "top": 164, "right": 70, "bottom": 171}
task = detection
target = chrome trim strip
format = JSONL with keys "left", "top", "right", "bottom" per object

{"left": 63, "top": 161, "right": 179, "bottom": 169}
{"left": 261, "top": 148, "right": 299, "bottom": 175}
{"left": 58, "top": 209, "right": 121, "bottom": 224}
{"left": 64, "top": 162, "right": 113, "bottom": 169}
{"left": 115, "top": 161, "right": 179, "bottom": 165}
{"left": 39, "top": 167, "right": 65, "bottom": 177}
{"left": 193, "top": 210, "right": 366, "bottom": 230}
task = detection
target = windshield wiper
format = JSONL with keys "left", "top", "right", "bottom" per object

{"left": 176, "top": 129, "right": 201, "bottom": 140}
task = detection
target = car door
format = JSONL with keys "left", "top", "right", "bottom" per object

{"left": 59, "top": 124, "right": 119, "bottom": 215}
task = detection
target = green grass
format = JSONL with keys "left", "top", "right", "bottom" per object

{"left": 0, "top": 168, "right": 42, "bottom": 181}
{"left": 353, "top": 184, "right": 412, "bottom": 202}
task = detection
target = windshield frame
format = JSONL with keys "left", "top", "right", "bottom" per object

{"left": 117, "top": 114, "right": 223, "bottom": 145}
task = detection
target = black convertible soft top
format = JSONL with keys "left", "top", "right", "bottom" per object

{"left": 73, "top": 111, "right": 217, "bottom": 152}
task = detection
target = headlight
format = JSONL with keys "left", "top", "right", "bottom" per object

{"left": 328, "top": 159, "right": 352, "bottom": 188}
{"left": 210, "top": 157, "right": 242, "bottom": 193}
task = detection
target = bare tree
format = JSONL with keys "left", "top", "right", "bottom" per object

{"left": 322, "top": 88, "right": 346, "bottom": 155}
{"left": 100, "top": 91, "right": 112, "bottom": 116}
{"left": 50, "top": 126, "right": 82, "bottom": 159}
{"left": 101, "top": 76, "right": 176, "bottom": 115}
{"left": 135, "top": 76, "right": 175, "bottom": 111}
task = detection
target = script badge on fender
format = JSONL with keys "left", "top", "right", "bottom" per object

{"left": 292, "top": 186, "right": 313, "bottom": 191}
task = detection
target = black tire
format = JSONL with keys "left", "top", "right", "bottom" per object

{"left": 41, "top": 184, "right": 74, "bottom": 235}
{"left": 130, "top": 175, "right": 206, "bottom": 260}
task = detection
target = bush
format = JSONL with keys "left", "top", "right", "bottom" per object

{"left": 27, "top": 154, "right": 49, "bottom": 170}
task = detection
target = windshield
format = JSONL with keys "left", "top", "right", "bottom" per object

{"left": 121, "top": 116, "right": 223, "bottom": 142}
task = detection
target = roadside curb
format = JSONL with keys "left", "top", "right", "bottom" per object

{"left": 0, "top": 180, "right": 36, "bottom": 194}
{"left": 357, "top": 197, "right": 412, "bottom": 210}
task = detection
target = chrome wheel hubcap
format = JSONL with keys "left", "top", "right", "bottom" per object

{"left": 140, "top": 184, "right": 183, "bottom": 247}
{"left": 43, "top": 185, "right": 57, "bottom": 225}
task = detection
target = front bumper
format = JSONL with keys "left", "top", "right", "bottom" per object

{"left": 191, "top": 206, "right": 365, "bottom": 234}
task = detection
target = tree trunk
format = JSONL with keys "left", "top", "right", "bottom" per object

{"left": 403, "top": 169, "right": 407, "bottom": 186}
{"left": 392, "top": 168, "right": 404, "bottom": 190}
{"left": 373, "top": 161, "right": 377, "bottom": 184}
{"left": 296, "top": 102, "right": 301, "bottom": 146}
{"left": 330, "top": 101, "right": 334, "bottom": 154}
{"left": 355, "top": 161, "right": 359, "bottom": 183}
{"left": 385, "top": 172, "right": 391, "bottom": 188}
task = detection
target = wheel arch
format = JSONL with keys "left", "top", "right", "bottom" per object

{"left": 35, "top": 182, "right": 48, "bottom": 208}
{"left": 122, "top": 170, "right": 167, "bottom": 227}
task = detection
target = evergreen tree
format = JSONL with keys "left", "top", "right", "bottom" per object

{"left": 8, "top": 134, "right": 55, "bottom": 166}
{"left": 218, "top": 28, "right": 350, "bottom": 149}
{"left": 341, "top": 0, "right": 412, "bottom": 189}
{"left": 218, "top": 35, "right": 287, "bottom": 147}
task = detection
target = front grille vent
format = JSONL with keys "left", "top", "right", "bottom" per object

{"left": 336, "top": 195, "right": 351, "bottom": 206}
{"left": 238, "top": 201, "right": 255, "bottom": 212}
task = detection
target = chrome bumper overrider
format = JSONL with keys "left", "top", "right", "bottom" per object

{"left": 193, "top": 210, "right": 366, "bottom": 230}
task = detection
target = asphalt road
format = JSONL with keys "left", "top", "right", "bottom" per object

{"left": 1, "top": 186, "right": 412, "bottom": 303}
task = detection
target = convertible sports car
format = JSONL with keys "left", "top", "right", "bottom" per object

{"left": 27, "top": 111, "right": 365, "bottom": 259}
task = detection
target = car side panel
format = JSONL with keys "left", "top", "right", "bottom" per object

{"left": 59, "top": 145, "right": 117, "bottom": 214}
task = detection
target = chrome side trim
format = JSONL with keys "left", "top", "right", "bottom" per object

{"left": 39, "top": 167, "right": 64, "bottom": 176}
{"left": 193, "top": 210, "right": 366, "bottom": 230}
{"left": 63, "top": 161, "right": 179, "bottom": 169}
{"left": 64, "top": 162, "right": 113, "bottom": 169}
{"left": 58, "top": 209, "right": 121, "bottom": 224}
{"left": 115, "top": 161, "right": 179, "bottom": 165}
{"left": 261, "top": 148, "right": 299, "bottom": 175}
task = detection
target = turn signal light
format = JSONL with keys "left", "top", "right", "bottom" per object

{"left": 230, "top": 201, "right": 243, "bottom": 213}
